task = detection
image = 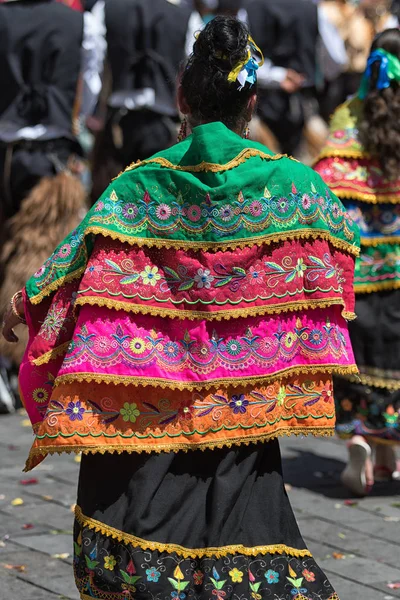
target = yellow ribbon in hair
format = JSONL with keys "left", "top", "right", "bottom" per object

{"left": 227, "top": 36, "right": 264, "bottom": 84}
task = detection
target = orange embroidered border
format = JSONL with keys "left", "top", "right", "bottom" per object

{"left": 24, "top": 426, "right": 334, "bottom": 472}
{"left": 74, "top": 505, "right": 311, "bottom": 559}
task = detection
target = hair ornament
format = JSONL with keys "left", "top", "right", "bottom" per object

{"left": 227, "top": 36, "right": 264, "bottom": 90}
{"left": 358, "top": 48, "right": 400, "bottom": 99}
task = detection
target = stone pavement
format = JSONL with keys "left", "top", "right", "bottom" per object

{"left": 0, "top": 411, "right": 399, "bottom": 600}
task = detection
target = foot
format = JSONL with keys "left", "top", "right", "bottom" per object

{"left": 341, "top": 436, "right": 373, "bottom": 497}
{"left": 374, "top": 445, "right": 400, "bottom": 482}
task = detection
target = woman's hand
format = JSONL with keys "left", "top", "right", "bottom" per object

{"left": 2, "top": 292, "right": 26, "bottom": 343}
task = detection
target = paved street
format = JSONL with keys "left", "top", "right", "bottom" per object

{"left": 0, "top": 410, "right": 399, "bottom": 600}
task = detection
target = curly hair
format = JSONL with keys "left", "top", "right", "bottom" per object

{"left": 180, "top": 16, "right": 256, "bottom": 130}
{"left": 359, "top": 29, "right": 400, "bottom": 179}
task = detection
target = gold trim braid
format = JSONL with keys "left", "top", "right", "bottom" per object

{"left": 54, "top": 364, "right": 359, "bottom": 391}
{"left": 24, "top": 426, "right": 335, "bottom": 471}
{"left": 74, "top": 505, "right": 312, "bottom": 559}
{"left": 118, "top": 148, "right": 292, "bottom": 178}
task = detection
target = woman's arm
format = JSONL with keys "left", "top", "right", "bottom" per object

{"left": 2, "top": 290, "right": 27, "bottom": 343}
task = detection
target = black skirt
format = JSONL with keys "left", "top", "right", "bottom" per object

{"left": 73, "top": 441, "right": 339, "bottom": 600}
{"left": 335, "top": 289, "right": 400, "bottom": 443}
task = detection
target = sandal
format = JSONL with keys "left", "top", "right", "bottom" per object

{"left": 341, "top": 437, "right": 373, "bottom": 497}
{"left": 374, "top": 445, "right": 400, "bottom": 482}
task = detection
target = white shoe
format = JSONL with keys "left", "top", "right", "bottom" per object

{"left": 341, "top": 438, "right": 373, "bottom": 497}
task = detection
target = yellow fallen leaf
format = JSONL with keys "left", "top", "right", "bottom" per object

{"left": 11, "top": 498, "right": 24, "bottom": 506}
{"left": 52, "top": 553, "right": 70, "bottom": 560}
{"left": 332, "top": 552, "right": 345, "bottom": 560}
{"left": 42, "top": 495, "right": 53, "bottom": 501}
{"left": 74, "top": 454, "right": 82, "bottom": 464}
{"left": 21, "top": 419, "right": 31, "bottom": 427}
{"left": 2, "top": 564, "right": 26, "bottom": 572}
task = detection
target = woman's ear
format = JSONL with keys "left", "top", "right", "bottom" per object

{"left": 177, "top": 85, "right": 191, "bottom": 116}
{"left": 245, "top": 93, "right": 258, "bottom": 122}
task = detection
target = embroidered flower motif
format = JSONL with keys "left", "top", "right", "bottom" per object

{"left": 309, "top": 329, "right": 323, "bottom": 345}
{"left": 130, "top": 338, "right": 146, "bottom": 354}
{"left": 229, "top": 394, "right": 249, "bottom": 414}
{"left": 220, "top": 205, "right": 234, "bottom": 222}
{"left": 265, "top": 569, "right": 279, "bottom": 583}
{"left": 104, "top": 555, "right": 117, "bottom": 571}
{"left": 193, "top": 570, "right": 204, "bottom": 586}
{"left": 164, "top": 342, "right": 180, "bottom": 358}
{"left": 86, "top": 264, "right": 102, "bottom": 275}
{"left": 295, "top": 258, "right": 307, "bottom": 278}
{"left": 277, "top": 386, "right": 286, "bottom": 406}
{"left": 32, "top": 388, "right": 48, "bottom": 404}
{"left": 40, "top": 304, "right": 68, "bottom": 342}
{"left": 277, "top": 198, "right": 288, "bottom": 213}
{"left": 122, "top": 203, "right": 138, "bottom": 220}
{"left": 331, "top": 203, "right": 340, "bottom": 218}
{"left": 178, "top": 400, "right": 193, "bottom": 420}
{"left": 194, "top": 269, "right": 214, "bottom": 289}
{"left": 141, "top": 265, "right": 161, "bottom": 286}
{"left": 34, "top": 265, "right": 46, "bottom": 278}
{"left": 58, "top": 244, "right": 71, "bottom": 259}
{"left": 93, "top": 336, "right": 111, "bottom": 354}
{"left": 94, "top": 200, "right": 104, "bottom": 211}
{"left": 226, "top": 340, "right": 242, "bottom": 356}
{"left": 229, "top": 568, "right": 243, "bottom": 583}
{"left": 193, "top": 343, "right": 210, "bottom": 359}
{"left": 248, "top": 265, "right": 263, "bottom": 285}
{"left": 321, "top": 384, "right": 333, "bottom": 403}
{"left": 341, "top": 398, "right": 353, "bottom": 412}
{"left": 284, "top": 331, "right": 297, "bottom": 349}
{"left": 155, "top": 204, "right": 172, "bottom": 220}
{"left": 66, "top": 401, "right": 85, "bottom": 421}
{"left": 249, "top": 200, "right": 263, "bottom": 217}
{"left": 120, "top": 402, "right": 140, "bottom": 423}
{"left": 301, "top": 194, "right": 312, "bottom": 210}
{"left": 146, "top": 567, "right": 161, "bottom": 582}
{"left": 302, "top": 569, "right": 315, "bottom": 582}
{"left": 187, "top": 205, "right": 202, "bottom": 222}
{"left": 171, "top": 593, "right": 186, "bottom": 599}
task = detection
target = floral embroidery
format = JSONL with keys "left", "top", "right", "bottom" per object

{"left": 229, "top": 395, "right": 249, "bottom": 414}
{"left": 193, "top": 570, "right": 204, "bottom": 586}
{"left": 59, "top": 312, "right": 350, "bottom": 383}
{"left": 104, "top": 555, "right": 117, "bottom": 571}
{"left": 229, "top": 568, "right": 244, "bottom": 583}
{"left": 140, "top": 266, "right": 161, "bottom": 286}
{"left": 119, "top": 402, "right": 140, "bottom": 423}
{"left": 265, "top": 569, "right": 280, "bottom": 583}
{"left": 66, "top": 401, "right": 85, "bottom": 421}
{"left": 145, "top": 566, "right": 161, "bottom": 582}
{"left": 32, "top": 388, "right": 49, "bottom": 404}
{"left": 39, "top": 303, "right": 69, "bottom": 343}
{"left": 302, "top": 569, "right": 316, "bottom": 582}
{"left": 194, "top": 268, "right": 214, "bottom": 289}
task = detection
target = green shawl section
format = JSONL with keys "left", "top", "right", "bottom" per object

{"left": 26, "top": 122, "right": 359, "bottom": 304}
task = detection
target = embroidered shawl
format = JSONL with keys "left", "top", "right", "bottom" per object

{"left": 314, "top": 96, "right": 400, "bottom": 294}
{"left": 19, "top": 122, "right": 359, "bottom": 470}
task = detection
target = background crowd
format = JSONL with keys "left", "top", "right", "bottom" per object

{"left": 0, "top": 0, "right": 399, "bottom": 413}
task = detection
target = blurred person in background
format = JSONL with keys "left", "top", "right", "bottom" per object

{"left": 320, "top": 0, "right": 398, "bottom": 120}
{"left": 314, "top": 29, "right": 400, "bottom": 496}
{"left": 0, "top": 0, "right": 104, "bottom": 413}
{"left": 90, "top": 0, "right": 191, "bottom": 203}
{"left": 246, "top": 0, "right": 346, "bottom": 158}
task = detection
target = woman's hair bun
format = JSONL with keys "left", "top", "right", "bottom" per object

{"left": 193, "top": 15, "right": 249, "bottom": 70}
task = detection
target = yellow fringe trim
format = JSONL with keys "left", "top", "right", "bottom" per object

{"left": 29, "top": 265, "right": 86, "bottom": 305}
{"left": 74, "top": 505, "right": 312, "bottom": 559}
{"left": 74, "top": 296, "right": 355, "bottom": 323}
{"left": 31, "top": 341, "right": 71, "bottom": 366}
{"left": 355, "top": 279, "right": 400, "bottom": 294}
{"left": 84, "top": 226, "right": 359, "bottom": 256}
{"left": 54, "top": 364, "right": 359, "bottom": 392}
{"left": 118, "top": 148, "right": 292, "bottom": 178}
{"left": 346, "top": 372, "right": 400, "bottom": 391}
{"left": 24, "top": 426, "right": 335, "bottom": 471}
{"left": 361, "top": 235, "right": 400, "bottom": 246}
{"left": 332, "top": 188, "right": 400, "bottom": 205}
{"left": 315, "top": 149, "right": 368, "bottom": 162}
